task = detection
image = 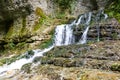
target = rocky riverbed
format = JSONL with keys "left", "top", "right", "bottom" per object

{"left": 0, "top": 40, "right": 120, "bottom": 80}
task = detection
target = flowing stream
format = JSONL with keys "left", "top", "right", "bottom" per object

{"left": 0, "top": 10, "right": 108, "bottom": 77}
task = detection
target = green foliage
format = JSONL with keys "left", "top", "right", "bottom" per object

{"left": 7, "top": 42, "right": 15, "bottom": 49}
{"left": 53, "top": 0, "right": 76, "bottom": 10}
{"left": 34, "top": 18, "right": 46, "bottom": 31}
{"left": 39, "top": 28, "right": 54, "bottom": 49}
{"left": 0, "top": 54, "right": 21, "bottom": 66}
{"left": 56, "top": 12, "right": 65, "bottom": 19}
{"left": 39, "top": 39, "right": 53, "bottom": 49}
{"left": 35, "top": 7, "right": 46, "bottom": 18}
{"left": 106, "top": 0, "right": 120, "bottom": 22}
{"left": 25, "top": 50, "right": 34, "bottom": 59}
{"left": 111, "top": 33, "right": 118, "bottom": 39}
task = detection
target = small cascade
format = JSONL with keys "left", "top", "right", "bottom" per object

{"left": 79, "top": 26, "right": 90, "bottom": 44}
{"left": 0, "top": 46, "right": 54, "bottom": 74}
{"left": 54, "top": 25, "right": 66, "bottom": 46}
{"left": 79, "top": 12, "right": 92, "bottom": 44}
{"left": 54, "top": 23, "right": 75, "bottom": 46}
{"left": 54, "top": 11, "right": 96, "bottom": 45}
{"left": 95, "top": 10, "right": 108, "bottom": 41}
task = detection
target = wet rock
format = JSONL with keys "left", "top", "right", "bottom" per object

{"left": 44, "top": 44, "right": 89, "bottom": 58}
{"left": 74, "top": 17, "right": 120, "bottom": 41}
{"left": 33, "top": 56, "right": 41, "bottom": 63}
{"left": 21, "top": 63, "right": 32, "bottom": 73}
{"left": 0, "top": 0, "right": 32, "bottom": 22}
{"left": 25, "top": 50, "right": 34, "bottom": 59}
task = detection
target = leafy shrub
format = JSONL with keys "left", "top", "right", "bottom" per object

{"left": 106, "top": 0, "right": 120, "bottom": 22}
{"left": 53, "top": 0, "right": 76, "bottom": 10}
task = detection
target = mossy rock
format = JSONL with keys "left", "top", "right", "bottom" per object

{"left": 53, "top": 0, "right": 76, "bottom": 10}
{"left": 33, "top": 56, "right": 42, "bottom": 63}
{"left": 21, "top": 63, "right": 32, "bottom": 73}
{"left": 44, "top": 44, "right": 89, "bottom": 58}
{"left": 35, "top": 7, "right": 46, "bottom": 18}
{"left": 34, "top": 7, "right": 47, "bottom": 31}
{"left": 0, "top": 58, "right": 7, "bottom": 65}
{"left": 0, "top": 54, "right": 21, "bottom": 65}
{"left": 110, "top": 64, "right": 120, "bottom": 72}
{"left": 5, "top": 25, "right": 14, "bottom": 38}
{"left": 25, "top": 50, "right": 34, "bottom": 59}
{"left": 39, "top": 39, "right": 53, "bottom": 49}
{"left": 40, "top": 57, "right": 83, "bottom": 67}
{"left": 40, "top": 57, "right": 53, "bottom": 64}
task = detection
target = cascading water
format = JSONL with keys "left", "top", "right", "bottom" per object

{"left": 79, "top": 26, "right": 90, "bottom": 44}
{"left": 79, "top": 12, "right": 92, "bottom": 44}
{"left": 54, "top": 22, "right": 75, "bottom": 46}
{"left": 95, "top": 10, "right": 108, "bottom": 41}
{"left": 0, "top": 46, "right": 54, "bottom": 76}
{"left": 0, "top": 10, "right": 108, "bottom": 78}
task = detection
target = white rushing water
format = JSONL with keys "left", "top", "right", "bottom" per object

{"left": 54, "top": 12, "right": 93, "bottom": 45}
{"left": 0, "top": 46, "right": 54, "bottom": 75}
{"left": 79, "top": 12, "right": 92, "bottom": 44}
{"left": 54, "top": 24, "right": 75, "bottom": 46}
{"left": 79, "top": 26, "right": 90, "bottom": 44}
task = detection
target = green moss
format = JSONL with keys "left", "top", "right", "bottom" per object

{"left": 4, "top": 42, "right": 15, "bottom": 50}
{"left": 110, "top": 64, "right": 120, "bottom": 72}
{"left": 111, "top": 32, "right": 118, "bottom": 39}
{"left": 0, "top": 49, "right": 34, "bottom": 66}
{"left": 35, "top": 7, "right": 46, "bottom": 19}
{"left": 0, "top": 58, "right": 7, "bottom": 65}
{"left": 34, "top": 7, "right": 47, "bottom": 31}
{"left": 16, "top": 42, "right": 26, "bottom": 47}
{"left": 39, "top": 39, "right": 53, "bottom": 49}
{"left": 39, "top": 28, "right": 54, "bottom": 49}
{"left": 33, "top": 18, "right": 45, "bottom": 31}
{"left": 5, "top": 17, "right": 27, "bottom": 39}
{"left": 5, "top": 25, "right": 14, "bottom": 38}
{"left": 56, "top": 12, "right": 65, "bottom": 19}
{"left": 0, "top": 54, "right": 21, "bottom": 66}
{"left": 20, "top": 17, "right": 27, "bottom": 37}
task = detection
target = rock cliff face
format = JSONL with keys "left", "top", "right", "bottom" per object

{"left": 0, "top": 1, "right": 120, "bottom": 80}
{"left": 73, "top": 18, "right": 120, "bottom": 41}
{"left": 0, "top": 0, "right": 56, "bottom": 52}
{"left": 0, "top": 0, "right": 113, "bottom": 53}
{"left": 0, "top": 0, "right": 32, "bottom": 22}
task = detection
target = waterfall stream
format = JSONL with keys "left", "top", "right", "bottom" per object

{"left": 0, "top": 10, "right": 108, "bottom": 77}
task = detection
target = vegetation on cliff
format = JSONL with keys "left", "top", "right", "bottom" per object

{"left": 53, "top": 0, "right": 76, "bottom": 10}
{"left": 106, "top": 0, "right": 120, "bottom": 22}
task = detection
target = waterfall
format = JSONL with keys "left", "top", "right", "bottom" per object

{"left": 54, "top": 23, "right": 75, "bottom": 46}
{"left": 79, "top": 26, "right": 90, "bottom": 44}
{"left": 0, "top": 10, "right": 108, "bottom": 76}
{"left": 79, "top": 12, "right": 92, "bottom": 44}
{"left": 54, "top": 10, "right": 107, "bottom": 45}
{"left": 54, "top": 25, "right": 66, "bottom": 46}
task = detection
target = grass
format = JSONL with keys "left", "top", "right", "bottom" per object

{"left": 39, "top": 38, "right": 53, "bottom": 49}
